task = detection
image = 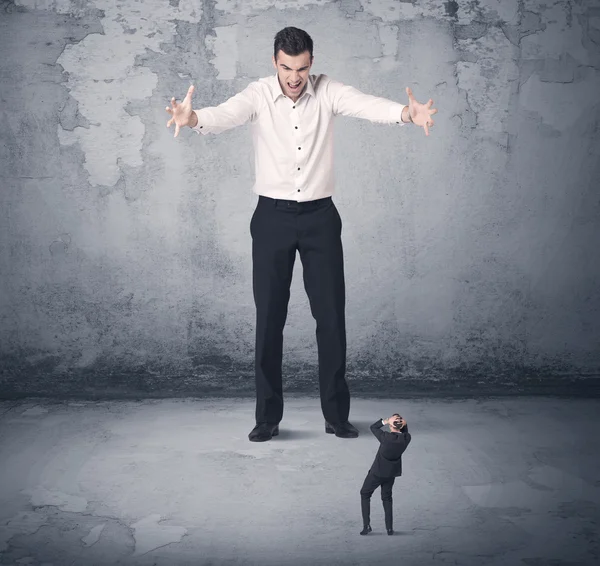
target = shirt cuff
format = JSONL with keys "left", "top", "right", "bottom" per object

{"left": 390, "top": 104, "right": 407, "bottom": 125}
{"left": 190, "top": 111, "right": 205, "bottom": 135}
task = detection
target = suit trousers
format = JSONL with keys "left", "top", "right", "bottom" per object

{"left": 250, "top": 195, "right": 350, "bottom": 425}
{"left": 360, "top": 469, "right": 396, "bottom": 529}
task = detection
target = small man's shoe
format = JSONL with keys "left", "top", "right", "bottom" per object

{"left": 387, "top": 528, "right": 394, "bottom": 535}
{"left": 248, "top": 423, "right": 279, "bottom": 442}
{"left": 325, "top": 420, "right": 359, "bottom": 438}
{"left": 360, "top": 525, "right": 372, "bottom": 535}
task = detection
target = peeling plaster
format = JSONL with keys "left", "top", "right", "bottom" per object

{"left": 519, "top": 71, "right": 600, "bottom": 132}
{"left": 453, "top": 0, "right": 518, "bottom": 25}
{"left": 364, "top": 0, "right": 423, "bottom": 21}
{"left": 456, "top": 27, "right": 520, "bottom": 133}
{"left": 206, "top": 25, "right": 239, "bottom": 80}
{"left": 339, "top": 0, "right": 363, "bottom": 17}
{"left": 15, "top": 0, "right": 203, "bottom": 187}
{"left": 374, "top": 22, "right": 399, "bottom": 69}
{"left": 28, "top": 487, "right": 88, "bottom": 513}
{"left": 81, "top": 523, "right": 106, "bottom": 546}
{"left": 476, "top": 0, "right": 520, "bottom": 23}
{"left": 520, "top": 1, "right": 593, "bottom": 62}
{"left": 131, "top": 514, "right": 186, "bottom": 556}
{"left": 214, "top": 0, "right": 333, "bottom": 16}
{"left": 0, "top": 511, "right": 48, "bottom": 552}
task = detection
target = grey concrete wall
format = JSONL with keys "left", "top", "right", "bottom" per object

{"left": 1, "top": 0, "right": 599, "bottom": 397}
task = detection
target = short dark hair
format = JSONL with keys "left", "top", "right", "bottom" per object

{"left": 274, "top": 27, "right": 313, "bottom": 60}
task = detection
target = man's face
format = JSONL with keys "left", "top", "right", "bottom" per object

{"left": 272, "top": 49, "right": 313, "bottom": 101}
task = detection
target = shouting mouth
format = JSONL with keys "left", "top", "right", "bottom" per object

{"left": 288, "top": 80, "right": 302, "bottom": 92}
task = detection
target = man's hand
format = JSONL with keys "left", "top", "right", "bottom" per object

{"left": 388, "top": 416, "right": 406, "bottom": 429}
{"left": 405, "top": 87, "right": 438, "bottom": 136}
{"left": 166, "top": 85, "right": 197, "bottom": 138}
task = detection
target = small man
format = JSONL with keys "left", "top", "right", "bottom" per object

{"left": 360, "top": 414, "right": 411, "bottom": 535}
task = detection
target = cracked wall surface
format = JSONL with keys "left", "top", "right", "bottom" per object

{"left": 0, "top": 0, "right": 599, "bottom": 396}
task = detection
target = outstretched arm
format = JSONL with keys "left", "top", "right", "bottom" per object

{"left": 166, "top": 83, "right": 258, "bottom": 138}
{"left": 327, "top": 77, "right": 438, "bottom": 136}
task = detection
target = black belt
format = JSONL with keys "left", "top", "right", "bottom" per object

{"left": 259, "top": 195, "right": 332, "bottom": 211}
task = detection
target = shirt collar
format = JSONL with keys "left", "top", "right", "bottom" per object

{"left": 271, "top": 73, "right": 285, "bottom": 100}
{"left": 304, "top": 76, "right": 315, "bottom": 98}
{"left": 271, "top": 74, "right": 315, "bottom": 102}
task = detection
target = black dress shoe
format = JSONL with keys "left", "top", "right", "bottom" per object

{"left": 387, "top": 528, "right": 394, "bottom": 535}
{"left": 360, "top": 525, "right": 372, "bottom": 535}
{"left": 325, "top": 420, "right": 359, "bottom": 438}
{"left": 248, "top": 422, "right": 279, "bottom": 442}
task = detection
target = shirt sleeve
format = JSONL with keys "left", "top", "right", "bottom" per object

{"left": 325, "top": 76, "right": 407, "bottom": 125}
{"left": 191, "top": 82, "right": 260, "bottom": 135}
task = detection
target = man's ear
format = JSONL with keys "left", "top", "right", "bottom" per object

{"left": 272, "top": 55, "right": 277, "bottom": 71}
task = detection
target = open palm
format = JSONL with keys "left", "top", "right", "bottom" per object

{"left": 406, "top": 87, "right": 438, "bottom": 136}
{"left": 166, "top": 85, "right": 196, "bottom": 138}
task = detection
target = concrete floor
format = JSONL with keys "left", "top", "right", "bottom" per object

{"left": 0, "top": 396, "right": 599, "bottom": 566}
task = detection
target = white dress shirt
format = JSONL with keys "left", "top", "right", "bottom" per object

{"left": 192, "top": 74, "right": 406, "bottom": 202}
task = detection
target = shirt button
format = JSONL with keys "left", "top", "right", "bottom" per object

{"left": 297, "top": 167, "right": 300, "bottom": 171}
{"left": 292, "top": 105, "right": 296, "bottom": 109}
{"left": 297, "top": 189, "right": 300, "bottom": 192}
{"left": 298, "top": 147, "right": 301, "bottom": 150}
{"left": 295, "top": 126, "right": 298, "bottom": 129}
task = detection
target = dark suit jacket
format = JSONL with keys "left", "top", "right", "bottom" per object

{"left": 368, "top": 419, "right": 412, "bottom": 478}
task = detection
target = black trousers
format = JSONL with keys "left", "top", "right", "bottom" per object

{"left": 360, "top": 470, "right": 396, "bottom": 529}
{"left": 250, "top": 195, "right": 350, "bottom": 425}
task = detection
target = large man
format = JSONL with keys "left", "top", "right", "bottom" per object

{"left": 166, "top": 27, "right": 437, "bottom": 442}
{"left": 360, "top": 414, "right": 411, "bottom": 535}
